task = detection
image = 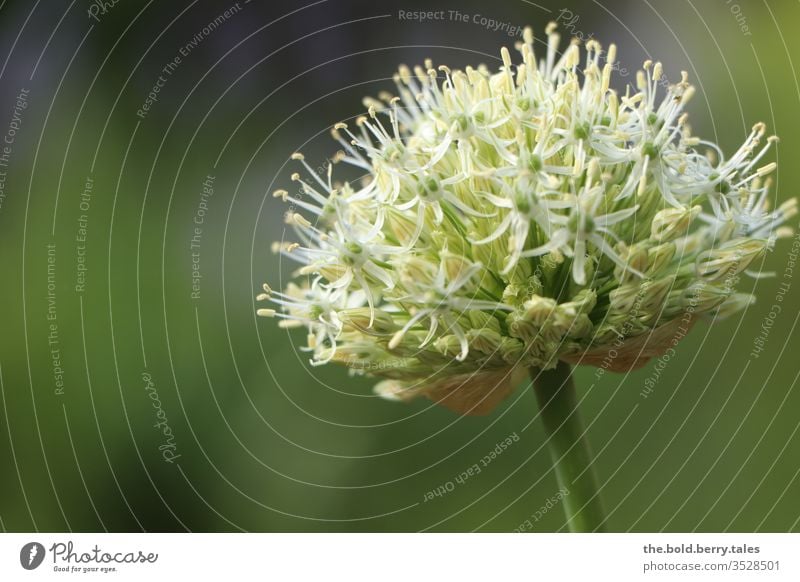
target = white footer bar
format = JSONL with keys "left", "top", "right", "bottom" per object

{"left": 1, "top": 533, "right": 797, "bottom": 581}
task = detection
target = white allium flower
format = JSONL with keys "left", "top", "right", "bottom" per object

{"left": 259, "top": 23, "right": 796, "bottom": 415}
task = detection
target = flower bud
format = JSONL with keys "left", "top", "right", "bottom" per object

{"left": 647, "top": 242, "right": 675, "bottom": 275}
{"left": 614, "top": 243, "right": 649, "bottom": 283}
{"left": 709, "top": 292, "right": 755, "bottom": 319}
{"left": 499, "top": 337, "right": 525, "bottom": 365}
{"left": 695, "top": 239, "right": 767, "bottom": 281}
{"left": 560, "top": 289, "right": 597, "bottom": 316}
{"left": 386, "top": 208, "right": 419, "bottom": 245}
{"left": 471, "top": 238, "right": 508, "bottom": 275}
{"left": 609, "top": 281, "right": 650, "bottom": 313}
{"left": 680, "top": 282, "right": 729, "bottom": 312}
{"left": 339, "top": 308, "right": 398, "bottom": 335}
{"left": 434, "top": 334, "right": 463, "bottom": 358}
{"left": 502, "top": 283, "right": 525, "bottom": 306}
{"left": 466, "top": 327, "right": 505, "bottom": 355}
{"left": 521, "top": 295, "right": 558, "bottom": 327}
{"left": 642, "top": 275, "right": 675, "bottom": 312}
{"left": 507, "top": 315, "right": 538, "bottom": 344}
{"left": 467, "top": 310, "right": 502, "bottom": 333}
{"left": 650, "top": 205, "right": 701, "bottom": 242}
{"left": 374, "top": 380, "right": 417, "bottom": 402}
{"left": 564, "top": 313, "right": 593, "bottom": 339}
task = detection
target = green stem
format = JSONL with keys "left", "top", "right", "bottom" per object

{"left": 531, "top": 362, "right": 607, "bottom": 532}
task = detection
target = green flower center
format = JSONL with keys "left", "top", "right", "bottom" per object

{"left": 515, "top": 193, "right": 532, "bottom": 215}
{"left": 642, "top": 142, "right": 659, "bottom": 159}
{"left": 418, "top": 177, "right": 441, "bottom": 200}
{"left": 568, "top": 212, "right": 594, "bottom": 234}
{"left": 574, "top": 121, "right": 591, "bottom": 140}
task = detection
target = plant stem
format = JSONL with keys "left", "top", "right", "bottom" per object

{"left": 531, "top": 362, "right": 607, "bottom": 532}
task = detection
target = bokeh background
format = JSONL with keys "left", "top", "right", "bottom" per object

{"left": 0, "top": 0, "right": 798, "bottom": 532}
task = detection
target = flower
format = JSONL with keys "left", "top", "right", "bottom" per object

{"left": 258, "top": 23, "right": 796, "bottom": 415}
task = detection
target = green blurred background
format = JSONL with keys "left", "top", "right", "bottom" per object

{"left": 0, "top": 0, "right": 798, "bottom": 532}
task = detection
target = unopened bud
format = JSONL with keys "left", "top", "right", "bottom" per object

{"left": 615, "top": 243, "right": 649, "bottom": 282}
{"left": 695, "top": 239, "right": 766, "bottom": 281}
{"left": 647, "top": 243, "right": 675, "bottom": 275}
{"left": 339, "top": 308, "right": 397, "bottom": 335}
{"left": 710, "top": 293, "right": 755, "bottom": 319}
{"left": 650, "top": 205, "right": 701, "bottom": 242}
{"left": 681, "top": 282, "right": 729, "bottom": 312}
{"left": 466, "top": 327, "right": 504, "bottom": 355}
{"left": 467, "top": 310, "right": 502, "bottom": 333}
{"left": 522, "top": 296, "right": 558, "bottom": 327}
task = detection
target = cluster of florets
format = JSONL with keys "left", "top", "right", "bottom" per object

{"left": 259, "top": 23, "right": 796, "bottom": 413}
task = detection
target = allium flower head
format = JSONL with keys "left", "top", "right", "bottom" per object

{"left": 260, "top": 23, "right": 796, "bottom": 414}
